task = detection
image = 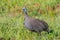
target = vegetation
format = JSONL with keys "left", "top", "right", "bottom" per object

{"left": 0, "top": 0, "right": 60, "bottom": 40}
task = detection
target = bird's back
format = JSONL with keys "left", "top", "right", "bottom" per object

{"left": 24, "top": 17, "right": 49, "bottom": 32}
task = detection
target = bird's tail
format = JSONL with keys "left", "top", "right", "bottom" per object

{"left": 47, "top": 29, "right": 54, "bottom": 34}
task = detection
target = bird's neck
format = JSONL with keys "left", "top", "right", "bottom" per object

{"left": 24, "top": 11, "right": 28, "bottom": 17}
{"left": 25, "top": 14, "right": 28, "bottom": 17}
{"left": 24, "top": 11, "right": 30, "bottom": 19}
{"left": 24, "top": 14, "right": 30, "bottom": 20}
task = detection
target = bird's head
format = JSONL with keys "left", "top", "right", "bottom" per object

{"left": 22, "top": 6, "right": 27, "bottom": 15}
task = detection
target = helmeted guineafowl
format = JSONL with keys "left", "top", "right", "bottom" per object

{"left": 22, "top": 7, "right": 50, "bottom": 34}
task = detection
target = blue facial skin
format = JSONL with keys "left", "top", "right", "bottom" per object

{"left": 22, "top": 7, "right": 27, "bottom": 14}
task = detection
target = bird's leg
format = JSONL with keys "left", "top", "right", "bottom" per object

{"left": 38, "top": 32, "right": 42, "bottom": 39}
{"left": 37, "top": 32, "right": 41, "bottom": 36}
{"left": 46, "top": 29, "right": 50, "bottom": 34}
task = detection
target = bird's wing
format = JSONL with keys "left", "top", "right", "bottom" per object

{"left": 35, "top": 19, "right": 49, "bottom": 30}
{"left": 29, "top": 18, "right": 44, "bottom": 31}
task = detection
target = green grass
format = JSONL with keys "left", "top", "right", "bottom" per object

{"left": 0, "top": 0, "right": 60, "bottom": 40}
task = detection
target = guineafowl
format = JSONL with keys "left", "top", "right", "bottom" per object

{"left": 22, "top": 7, "right": 50, "bottom": 34}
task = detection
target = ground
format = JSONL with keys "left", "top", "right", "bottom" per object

{"left": 0, "top": 0, "right": 60, "bottom": 40}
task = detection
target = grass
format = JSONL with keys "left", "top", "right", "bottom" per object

{"left": 0, "top": 0, "right": 60, "bottom": 40}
